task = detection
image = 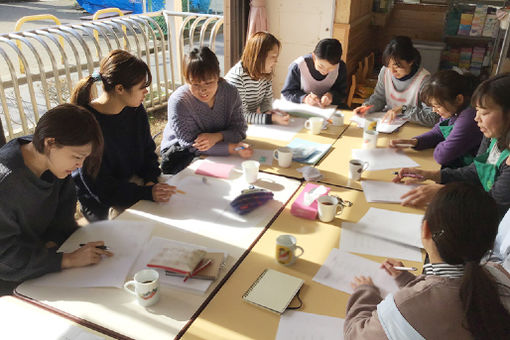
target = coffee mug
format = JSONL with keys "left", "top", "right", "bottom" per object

{"left": 364, "top": 117, "right": 378, "bottom": 132}
{"left": 276, "top": 234, "right": 304, "bottom": 266}
{"left": 304, "top": 117, "right": 324, "bottom": 135}
{"left": 317, "top": 196, "right": 344, "bottom": 222}
{"left": 332, "top": 112, "right": 344, "bottom": 126}
{"left": 349, "top": 159, "right": 369, "bottom": 181}
{"left": 124, "top": 269, "right": 160, "bottom": 307}
{"left": 273, "top": 147, "right": 293, "bottom": 168}
{"left": 242, "top": 160, "right": 260, "bottom": 184}
{"left": 362, "top": 130, "right": 378, "bottom": 149}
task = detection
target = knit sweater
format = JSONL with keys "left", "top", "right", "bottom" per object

{"left": 414, "top": 107, "right": 482, "bottom": 167}
{"left": 0, "top": 137, "right": 77, "bottom": 282}
{"left": 281, "top": 54, "right": 348, "bottom": 106}
{"left": 225, "top": 61, "right": 274, "bottom": 125}
{"left": 74, "top": 104, "right": 159, "bottom": 210}
{"left": 161, "top": 80, "right": 247, "bottom": 155}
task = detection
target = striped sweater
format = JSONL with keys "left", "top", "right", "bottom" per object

{"left": 225, "top": 61, "right": 274, "bottom": 125}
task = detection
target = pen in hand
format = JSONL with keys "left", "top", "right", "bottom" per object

{"left": 79, "top": 243, "right": 110, "bottom": 250}
{"left": 393, "top": 266, "right": 418, "bottom": 271}
{"left": 234, "top": 146, "right": 246, "bottom": 151}
{"left": 393, "top": 171, "right": 424, "bottom": 179}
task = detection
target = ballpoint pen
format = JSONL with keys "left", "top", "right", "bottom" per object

{"left": 393, "top": 171, "right": 424, "bottom": 179}
{"left": 234, "top": 146, "right": 246, "bottom": 151}
{"left": 358, "top": 105, "right": 374, "bottom": 113}
{"left": 79, "top": 243, "right": 110, "bottom": 250}
{"left": 393, "top": 266, "right": 418, "bottom": 271}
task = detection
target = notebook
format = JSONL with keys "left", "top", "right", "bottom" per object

{"left": 163, "top": 252, "right": 224, "bottom": 280}
{"left": 242, "top": 269, "right": 304, "bottom": 314}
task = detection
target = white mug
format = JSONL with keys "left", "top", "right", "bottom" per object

{"left": 276, "top": 234, "right": 304, "bottom": 266}
{"left": 332, "top": 112, "right": 344, "bottom": 126}
{"left": 304, "top": 117, "right": 324, "bottom": 135}
{"left": 317, "top": 196, "right": 343, "bottom": 222}
{"left": 362, "top": 130, "right": 378, "bottom": 149}
{"left": 273, "top": 147, "right": 293, "bottom": 168}
{"left": 242, "top": 160, "right": 260, "bottom": 184}
{"left": 349, "top": 159, "right": 369, "bottom": 181}
{"left": 124, "top": 269, "right": 160, "bottom": 307}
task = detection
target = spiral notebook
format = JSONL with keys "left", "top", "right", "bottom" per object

{"left": 242, "top": 269, "right": 304, "bottom": 314}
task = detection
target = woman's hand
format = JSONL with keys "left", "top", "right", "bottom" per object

{"left": 389, "top": 138, "right": 418, "bottom": 149}
{"left": 193, "top": 132, "right": 223, "bottom": 151}
{"left": 303, "top": 93, "right": 321, "bottom": 107}
{"left": 381, "top": 259, "right": 405, "bottom": 278}
{"left": 382, "top": 106, "right": 403, "bottom": 123}
{"left": 270, "top": 110, "right": 290, "bottom": 125}
{"left": 350, "top": 275, "right": 375, "bottom": 290}
{"left": 229, "top": 142, "right": 253, "bottom": 158}
{"left": 152, "top": 183, "right": 176, "bottom": 202}
{"left": 320, "top": 92, "right": 333, "bottom": 107}
{"left": 61, "top": 241, "right": 113, "bottom": 269}
{"left": 401, "top": 183, "right": 444, "bottom": 207}
{"left": 353, "top": 105, "right": 368, "bottom": 117}
{"left": 392, "top": 168, "right": 439, "bottom": 184}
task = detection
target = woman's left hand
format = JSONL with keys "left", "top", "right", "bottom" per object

{"left": 382, "top": 106, "right": 403, "bottom": 123}
{"left": 320, "top": 92, "right": 333, "bottom": 107}
{"left": 351, "top": 275, "right": 375, "bottom": 290}
{"left": 401, "top": 183, "right": 444, "bottom": 207}
{"left": 193, "top": 132, "right": 223, "bottom": 151}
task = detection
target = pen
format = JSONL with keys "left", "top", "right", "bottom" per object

{"left": 176, "top": 189, "right": 186, "bottom": 194}
{"left": 359, "top": 105, "right": 374, "bottom": 113}
{"left": 234, "top": 146, "right": 246, "bottom": 151}
{"left": 392, "top": 171, "right": 424, "bottom": 179}
{"left": 393, "top": 266, "right": 418, "bottom": 271}
{"left": 79, "top": 243, "right": 110, "bottom": 250}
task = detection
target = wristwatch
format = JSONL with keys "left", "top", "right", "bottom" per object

{"left": 401, "top": 105, "right": 408, "bottom": 113}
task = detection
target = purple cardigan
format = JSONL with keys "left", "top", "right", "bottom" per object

{"left": 414, "top": 107, "right": 482, "bottom": 166}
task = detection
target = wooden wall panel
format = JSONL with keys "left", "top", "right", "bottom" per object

{"left": 335, "top": 0, "right": 373, "bottom": 24}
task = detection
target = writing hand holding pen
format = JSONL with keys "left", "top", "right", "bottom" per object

{"left": 62, "top": 241, "right": 113, "bottom": 269}
{"left": 353, "top": 105, "right": 374, "bottom": 117}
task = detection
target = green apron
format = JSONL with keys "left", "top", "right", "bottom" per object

{"left": 438, "top": 119, "right": 474, "bottom": 166}
{"left": 473, "top": 138, "right": 510, "bottom": 192}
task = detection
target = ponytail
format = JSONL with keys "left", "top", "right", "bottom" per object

{"left": 70, "top": 76, "right": 98, "bottom": 107}
{"left": 460, "top": 262, "right": 510, "bottom": 339}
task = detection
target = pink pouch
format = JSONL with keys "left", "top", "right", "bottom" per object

{"left": 290, "top": 183, "right": 331, "bottom": 220}
{"left": 195, "top": 161, "right": 234, "bottom": 178}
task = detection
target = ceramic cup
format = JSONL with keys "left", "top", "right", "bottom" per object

{"left": 348, "top": 159, "right": 369, "bottom": 181}
{"left": 332, "top": 112, "right": 344, "bottom": 126}
{"left": 364, "top": 117, "right": 378, "bottom": 132}
{"left": 362, "top": 130, "right": 378, "bottom": 149}
{"left": 124, "top": 269, "right": 160, "bottom": 307}
{"left": 304, "top": 117, "right": 324, "bottom": 135}
{"left": 317, "top": 195, "right": 343, "bottom": 222}
{"left": 275, "top": 234, "right": 304, "bottom": 266}
{"left": 273, "top": 147, "right": 293, "bottom": 168}
{"left": 242, "top": 160, "right": 260, "bottom": 184}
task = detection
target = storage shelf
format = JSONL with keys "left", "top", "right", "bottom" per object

{"left": 444, "top": 35, "right": 495, "bottom": 41}
{"left": 450, "top": 0, "right": 507, "bottom": 5}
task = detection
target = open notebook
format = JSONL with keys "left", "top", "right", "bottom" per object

{"left": 242, "top": 269, "right": 304, "bottom": 314}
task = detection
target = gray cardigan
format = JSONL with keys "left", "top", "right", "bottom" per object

{"left": 0, "top": 138, "right": 77, "bottom": 282}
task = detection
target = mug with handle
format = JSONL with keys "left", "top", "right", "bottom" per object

{"left": 124, "top": 269, "right": 160, "bottom": 307}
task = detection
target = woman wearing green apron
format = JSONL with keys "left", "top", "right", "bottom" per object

{"left": 390, "top": 70, "right": 482, "bottom": 169}
{"left": 393, "top": 74, "right": 510, "bottom": 216}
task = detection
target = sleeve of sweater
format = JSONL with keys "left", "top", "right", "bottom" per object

{"left": 344, "top": 284, "right": 387, "bottom": 339}
{"left": 414, "top": 120, "right": 444, "bottom": 150}
{"left": 400, "top": 76, "right": 440, "bottom": 128}
{"left": 281, "top": 62, "right": 307, "bottom": 104}
{"left": 364, "top": 67, "right": 387, "bottom": 113}
{"left": 330, "top": 61, "right": 348, "bottom": 105}
{"left": 259, "top": 80, "right": 274, "bottom": 117}
{"left": 137, "top": 107, "right": 161, "bottom": 183}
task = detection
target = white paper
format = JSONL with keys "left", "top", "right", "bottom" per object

{"left": 350, "top": 111, "right": 407, "bottom": 133}
{"left": 313, "top": 249, "right": 399, "bottom": 297}
{"left": 276, "top": 310, "right": 345, "bottom": 340}
{"left": 361, "top": 180, "right": 420, "bottom": 203}
{"left": 346, "top": 208, "right": 423, "bottom": 248}
{"left": 131, "top": 236, "right": 226, "bottom": 294}
{"left": 247, "top": 117, "right": 306, "bottom": 141}
{"left": 273, "top": 98, "right": 336, "bottom": 119}
{"left": 352, "top": 148, "right": 419, "bottom": 171}
{"left": 339, "top": 227, "right": 422, "bottom": 262}
{"left": 28, "top": 220, "right": 154, "bottom": 288}
{"left": 251, "top": 149, "right": 275, "bottom": 165}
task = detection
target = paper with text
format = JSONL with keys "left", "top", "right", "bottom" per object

{"left": 350, "top": 111, "right": 407, "bottom": 133}
{"left": 352, "top": 148, "right": 419, "bottom": 171}
{"left": 313, "top": 249, "right": 399, "bottom": 296}
{"left": 275, "top": 310, "right": 345, "bottom": 340}
{"left": 361, "top": 180, "right": 420, "bottom": 203}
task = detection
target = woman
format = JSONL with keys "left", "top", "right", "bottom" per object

{"left": 354, "top": 36, "right": 439, "bottom": 127}
{"left": 225, "top": 32, "right": 289, "bottom": 125}
{"left": 394, "top": 74, "right": 510, "bottom": 216}
{"left": 71, "top": 49, "right": 174, "bottom": 222}
{"left": 161, "top": 47, "right": 252, "bottom": 174}
{"left": 390, "top": 70, "right": 482, "bottom": 168}
{"left": 345, "top": 183, "right": 510, "bottom": 339}
{"left": 281, "top": 38, "right": 349, "bottom": 109}
{"left": 0, "top": 104, "right": 111, "bottom": 294}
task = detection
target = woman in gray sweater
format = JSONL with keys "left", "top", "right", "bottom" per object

{"left": 0, "top": 104, "right": 111, "bottom": 294}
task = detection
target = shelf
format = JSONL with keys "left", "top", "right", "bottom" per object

{"left": 444, "top": 35, "right": 495, "bottom": 41}
{"left": 450, "top": 0, "right": 507, "bottom": 5}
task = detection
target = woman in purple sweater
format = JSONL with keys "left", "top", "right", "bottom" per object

{"left": 390, "top": 70, "right": 482, "bottom": 168}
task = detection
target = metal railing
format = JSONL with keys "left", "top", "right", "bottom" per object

{"left": 0, "top": 10, "right": 224, "bottom": 143}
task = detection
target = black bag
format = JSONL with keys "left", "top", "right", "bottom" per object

{"left": 161, "top": 144, "right": 196, "bottom": 175}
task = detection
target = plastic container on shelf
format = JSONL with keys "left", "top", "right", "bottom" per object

{"left": 413, "top": 40, "right": 447, "bottom": 73}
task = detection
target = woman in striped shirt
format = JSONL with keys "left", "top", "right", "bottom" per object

{"left": 225, "top": 32, "right": 289, "bottom": 125}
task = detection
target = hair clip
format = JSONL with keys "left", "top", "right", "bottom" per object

{"left": 91, "top": 71, "right": 102, "bottom": 83}
{"left": 432, "top": 229, "right": 445, "bottom": 240}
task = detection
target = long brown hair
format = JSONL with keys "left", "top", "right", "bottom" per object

{"left": 32, "top": 103, "right": 103, "bottom": 177}
{"left": 424, "top": 182, "right": 510, "bottom": 339}
{"left": 70, "top": 49, "right": 152, "bottom": 107}
{"left": 241, "top": 32, "right": 280, "bottom": 80}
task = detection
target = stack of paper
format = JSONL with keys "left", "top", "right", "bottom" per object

{"left": 272, "top": 98, "right": 336, "bottom": 120}
{"left": 361, "top": 180, "right": 419, "bottom": 203}
{"left": 350, "top": 111, "right": 407, "bottom": 133}
{"left": 287, "top": 138, "right": 332, "bottom": 165}
{"left": 352, "top": 148, "right": 419, "bottom": 171}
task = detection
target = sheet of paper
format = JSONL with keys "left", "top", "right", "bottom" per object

{"left": 275, "top": 310, "right": 345, "bottom": 340}
{"left": 339, "top": 227, "right": 422, "bottom": 262}
{"left": 347, "top": 208, "right": 423, "bottom": 248}
{"left": 349, "top": 111, "right": 407, "bottom": 133}
{"left": 246, "top": 117, "right": 306, "bottom": 141}
{"left": 195, "top": 159, "right": 235, "bottom": 178}
{"left": 352, "top": 148, "right": 419, "bottom": 171}
{"left": 28, "top": 220, "right": 154, "bottom": 288}
{"left": 132, "top": 236, "right": 225, "bottom": 293}
{"left": 361, "top": 180, "right": 419, "bottom": 203}
{"left": 313, "top": 249, "right": 399, "bottom": 296}
{"left": 273, "top": 98, "right": 336, "bottom": 119}
{"left": 287, "top": 138, "right": 332, "bottom": 165}
{"left": 251, "top": 149, "right": 274, "bottom": 165}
